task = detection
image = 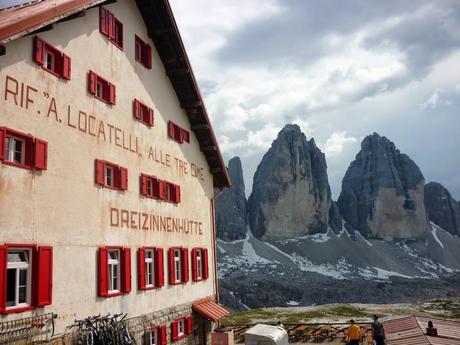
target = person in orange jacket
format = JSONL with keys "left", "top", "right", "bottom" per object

{"left": 346, "top": 319, "right": 361, "bottom": 345}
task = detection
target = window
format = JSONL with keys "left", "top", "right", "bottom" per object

{"left": 98, "top": 247, "right": 131, "bottom": 297}
{"left": 0, "top": 127, "right": 48, "bottom": 170}
{"left": 140, "top": 174, "right": 181, "bottom": 203}
{"left": 33, "top": 36, "right": 71, "bottom": 79}
{"left": 108, "top": 250, "right": 120, "bottom": 293}
{"left": 138, "top": 247, "right": 164, "bottom": 290}
{"left": 168, "top": 248, "right": 189, "bottom": 285}
{"left": 135, "top": 35, "right": 152, "bottom": 69}
{"left": 133, "top": 99, "right": 154, "bottom": 127}
{"left": 0, "top": 245, "right": 53, "bottom": 314}
{"left": 144, "top": 325, "right": 167, "bottom": 345}
{"left": 6, "top": 250, "right": 31, "bottom": 309}
{"left": 192, "top": 248, "right": 209, "bottom": 282}
{"left": 171, "top": 316, "right": 192, "bottom": 341}
{"left": 95, "top": 160, "right": 128, "bottom": 190}
{"left": 88, "top": 70, "right": 116, "bottom": 104}
{"left": 167, "top": 121, "right": 190, "bottom": 144}
{"left": 100, "top": 7, "right": 123, "bottom": 49}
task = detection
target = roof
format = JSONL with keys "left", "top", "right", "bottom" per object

{"left": 244, "top": 324, "right": 289, "bottom": 345}
{"left": 192, "top": 299, "right": 230, "bottom": 321}
{"left": 0, "top": 0, "right": 231, "bottom": 189}
{"left": 383, "top": 316, "right": 460, "bottom": 345}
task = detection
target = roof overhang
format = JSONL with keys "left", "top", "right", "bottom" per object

{"left": 192, "top": 299, "right": 230, "bottom": 321}
{"left": 0, "top": 0, "right": 231, "bottom": 189}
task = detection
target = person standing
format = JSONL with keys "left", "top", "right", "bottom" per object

{"left": 346, "top": 319, "right": 361, "bottom": 345}
{"left": 371, "top": 314, "right": 385, "bottom": 345}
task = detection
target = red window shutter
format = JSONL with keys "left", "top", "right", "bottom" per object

{"left": 95, "top": 160, "right": 105, "bottom": 185}
{"left": 122, "top": 247, "right": 131, "bottom": 293}
{"left": 175, "top": 184, "right": 181, "bottom": 203}
{"left": 99, "top": 7, "right": 108, "bottom": 35}
{"left": 146, "top": 44, "right": 152, "bottom": 69}
{"left": 0, "top": 128, "right": 5, "bottom": 161}
{"left": 171, "top": 321, "right": 178, "bottom": 341}
{"left": 33, "top": 138, "right": 48, "bottom": 170}
{"left": 148, "top": 108, "right": 154, "bottom": 127}
{"left": 98, "top": 247, "right": 109, "bottom": 297}
{"left": 174, "top": 125, "right": 182, "bottom": 143}
{"left": 155, "top": 247, "right": 164, "bottom": 287}
{"left": 119, "top": 167, "right": 128, "bottom": 190}
{"left": 88, "top": 71, "right": 97, "bottom": 95}
{"left": 181, "top": 248, "right": 189, "bottom": 283}
{"left": 0, "top": 246, "right": 7, "bottom": 312}
{"left": 138, "top": 248, "right": 146, "bottom": 290}
{"left": 117, "top": 21, "right": 124, "bottom": 48}
{"left": 167, "top": 121, "right": 175, "bottom": 139}
{"left": 191, "top": 249, "right": 198, "bottom": 282}
{"left": 133, "top": 100, "right": 141, "bottom": 120}
{"left": 152, "top": 178, "right": 160, "bottom": 198}
{"left": 36, "top": 246, "right": 53, "bottom": 307}
{"left": 109, "top": 83, "right": 116, "bottom": 105}
{"left": 62, "top": 53, "right": 71, "bottom": 80}
{"left": 203, "top": 248, "right": 209, "bottom": 279}
{"left": 160, "top": 324, "right": 167, "bottom": 345}
{"left": 107, "top": 12, "right": 115, "bottom": 40}
{"left": 33, "top": 36, "right": 44, "bottom": 65}
{"left": 158, "top": 180, "right": 167, "bottom": 200}
{"left": 168, "top": 248, "right": 175, "bottom": 285}
{"left": 182, "top": 129, "right": 190, "bottom": 143}
{"left": 24, "top": 136, "right": 35, "bottom": 167}
{"left": 140, "top": 174, "right": 148, "bottom": 196}
{"left": 186, "top": 316, "right": 193, "bottom": 334}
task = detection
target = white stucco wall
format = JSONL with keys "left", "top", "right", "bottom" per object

{"left": 0, "top": 0, "right": 217, "bottom": 332}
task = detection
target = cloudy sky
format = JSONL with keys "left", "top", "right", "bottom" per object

{"left": 170, "top": 0, "right": 460, "bottom": 200}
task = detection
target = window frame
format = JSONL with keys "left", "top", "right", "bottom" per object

{"left": 33, "top": 36, "right": 71, "bottom": 80}
{"left": 6, "top": 247, "right": 33, "bottom": 311}
{"left": 167, "top": 121, "right": 190, "bottom": 144}
{"left": 133, "top": 99, "right": 154, "bottom": 127}
{"left": 108, "top": 249, "right": 121, "bottom": 294}
{"left": 0, "top": 127, "right": 48, "bottom": 171}
{"left": 95, "top": 160, "right": 128, "bottom": 191}
{"left": 99, "top": 7, "right": 124, "bottom": 50}
{"left": 144, "top": 248, "right": 155, "bottom": 288}
{"left": 88, "top": 71, "right": 116, "bottom": 105}
{"left": 134, "top": 35, "right": 152, "bottom": 69}
{"left": 173, "top": 249, "right": 182, "bottom": 284}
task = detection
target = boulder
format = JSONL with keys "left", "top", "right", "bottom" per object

{"left": 338, "top": 133, "right": 430, "bottom": 240}
{"left": 248, "top": 124, "right": 332, "bottom": 240}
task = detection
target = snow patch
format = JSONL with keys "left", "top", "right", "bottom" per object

{"left": 373, "top": 267, "right": 414, "bottom": 280}
{"left": 430, "top": 224, "right": 444, "bottom": 248}
{"left": 286, "top": 300, "right": 300, "bottom": 306}
{"left": 242, "top": 233, "right": 272, "bottom": 265}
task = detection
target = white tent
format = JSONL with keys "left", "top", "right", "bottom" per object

{"left": 244, "top": 324, "right": 289, "bottom": 345}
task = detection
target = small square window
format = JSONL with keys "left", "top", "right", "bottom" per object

{"left": 135, "top": 35, "right": 151, "bottom": 69}
{"left": 45, "top": 50, "right": 55, "bottom": 71}
{"left": 5, "top": 135, "right": 25, "bottom": 164}
{"left": 148, "top": 328, "right": 158, "bottom": 345}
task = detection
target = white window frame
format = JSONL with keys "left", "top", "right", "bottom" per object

{"left": 6, "top": 248, "right": 32, "bottom": 309}
{"left": 145, "top": 249, "right": 155, "bottom": 287}
{"left": 174, "top": 249, "right": 182, "bottom": 283}
{"left": 96, "top": 79, "right": 104, "bottom": 99}
{"left": 105, "top": 165, "right": 114, "bottom": 187}
{"left": 108, "top": 249, "right": 120, "bottom": 293}
{"left": 196, "top": 250, "right": 202, "bottom": 280}
{"left": 5, "top": 134, "right": 25, "bottom": 164}
{"left": 177, "top": 319, "right": 185, "bottom": 337}
{"left": 44, "top": 50, "right": 55, "bottom": 71}
{"left": 148, "top": 328, "right": 158, "bottom": 345}
{"left": 147, "top": 178, "right": 154, "bottom": 197}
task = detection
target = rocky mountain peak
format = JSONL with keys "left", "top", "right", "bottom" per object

{"left": 215, "top": 156, "right": 248, "bottom": 241}
{"left": 424, "top": 182, "right": 460, "bottom": 236}
{"left": 248, "top": 124, "right": 332, "bottom": 240}
{"left": 338, "top": 133, "right": 430, "bottom": 240}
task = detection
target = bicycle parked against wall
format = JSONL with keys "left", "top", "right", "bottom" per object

{"left": 64, "top": 313, "right": 137, "bottom": 345}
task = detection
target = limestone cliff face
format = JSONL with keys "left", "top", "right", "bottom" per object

{"left": 248, "top": 124, "right": 332, "bottom": 240}
{"left": 338, "top": 133, "right": 430, "bottom": 240}
{"left": 215, "top": 157, "right": 248, "bottom": 240}
{"left": 424, "top": 182, "right": 460, "bottom": 236}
